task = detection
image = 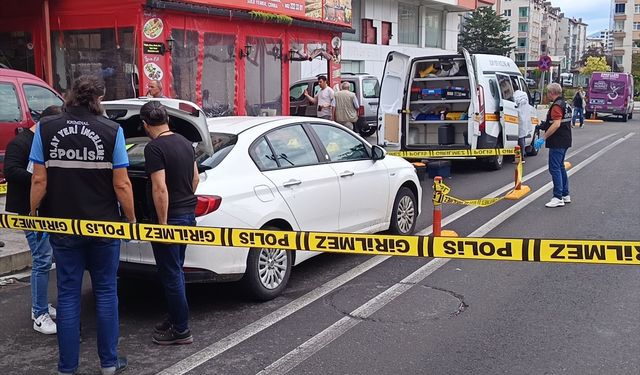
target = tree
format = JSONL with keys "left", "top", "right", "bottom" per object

{"left": 459, "top": 7, "right": 514, "bottom": 56}
{"left": 579, "top": 45, "right": 621, "bottom": 72}
{"left": 581, "top": 56, "right": 611, "bottom": 75}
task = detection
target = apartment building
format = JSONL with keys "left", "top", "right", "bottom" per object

{"left": 611, "top": 0, "right": 640, "bottom": 72}
{"left": 588, "top": 29, "right": 613, "bottom": 52}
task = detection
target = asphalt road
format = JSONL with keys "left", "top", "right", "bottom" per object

{"left": 0, "top": 117, "right": 638, "bottom": 375}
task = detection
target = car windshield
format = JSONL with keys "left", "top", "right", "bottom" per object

{"left": 126, "top": 132, "right": 237, "bottom": 171}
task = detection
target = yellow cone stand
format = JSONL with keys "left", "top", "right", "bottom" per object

{"left": 585, "top": 110, "right": 604, "bottom": 123}
{"left": 505, "top": 146, "right": 531, "bottom": 200}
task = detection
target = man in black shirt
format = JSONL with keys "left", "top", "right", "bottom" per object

{"left": 140, "top": 101, "right": 199, "bottom": 345}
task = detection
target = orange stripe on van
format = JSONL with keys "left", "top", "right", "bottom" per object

{"left": 504, "top": 114, "right": 519, "bottom": 124}
{"left": 485, "top": 113, "right": 499, "bottom": 121}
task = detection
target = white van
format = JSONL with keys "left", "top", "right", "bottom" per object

{"left": 377, "top": 49, "right": 541, "bottom": 170}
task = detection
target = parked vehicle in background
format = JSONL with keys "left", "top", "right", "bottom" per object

{"left": 105, "top": 98, "right": 421, "bottom": 300}
{"left": 0, "top": 69, "right": 64, "bottom": 178}
{"left": 585, "top": 72, "right": 634, "bottom": 121}
{"left": 377, "top": 49, "right": 541, "bottom": 171}
{"left": 525, "top": 78, "right": 536, "bottom": 87}
{"left": 560, "top": 72, "right": 573, "bottom": 87}
{"left": 290, "top": 73, "right": 380, "bottom": 137}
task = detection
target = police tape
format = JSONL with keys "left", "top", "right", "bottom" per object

{"left": 0, "top": 183, "right": 6, "bottom": 195}
{"left": 388, "top": 148, "right": 516, "bottom": 159}
{"left": 433, "top": 179, "right": 505, "bottom": 207}
{"left": 0, "top": 214, "right": 638, "bottom": 265}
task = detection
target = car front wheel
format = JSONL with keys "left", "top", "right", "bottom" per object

{"left": 244, "top": 227, "right": 292, "bottom": 301}
{"left": 389, "top": 187, "right": 417, "bottom": 235}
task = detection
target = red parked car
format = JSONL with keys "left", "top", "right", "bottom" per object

{"left": 0, "top": 68, "right": 64, "bottom": 179}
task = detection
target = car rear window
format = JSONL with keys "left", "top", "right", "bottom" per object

{"left": 362, "top": 78, "right": 379, "bottom": 98}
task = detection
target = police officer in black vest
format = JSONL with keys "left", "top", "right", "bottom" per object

{"left": 29, "top": 75, "right": 135, "bottom": 375}
{"left": 534, "top": 82, "right": 573, "bottom": 208}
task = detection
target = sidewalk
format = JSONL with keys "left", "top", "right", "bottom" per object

{"left": 0, "top": 197, "right": 31, "bottom": 276}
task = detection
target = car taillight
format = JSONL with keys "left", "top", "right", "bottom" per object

{"left": 195, "top": 195, "right": 222, "bottom": 217}
{"left": 358, "top": 105, "right": 364, "bottom": 117}
{"left": 478, "top": 85, "right": 486, "bottom": 133}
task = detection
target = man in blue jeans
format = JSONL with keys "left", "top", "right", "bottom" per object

{"left": 140, "top": 101, "right": 198, "bottom": 345}
{"left": 29, "top": 75, "right": 136, "bottom": 375}
{"left": 534, "top": 82, "right": 573, "bottom": 207}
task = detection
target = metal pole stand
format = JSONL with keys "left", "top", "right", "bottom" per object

{"left": 505, "top": 146, "right": 531, "bottom": 200}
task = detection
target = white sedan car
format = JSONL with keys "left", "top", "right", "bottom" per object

{"left": 104, "top": 99, "right": 422, "bottom": 300}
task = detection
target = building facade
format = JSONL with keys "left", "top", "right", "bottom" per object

{"left": 588, "top": 29, "right": 613, "bottom": 52}
{"left": 611, "top": 0, "right": 640, "bottom": 72}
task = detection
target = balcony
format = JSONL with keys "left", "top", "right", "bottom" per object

{"left": 612, "top": 30, "right": 626, "bottom": 37}
{"left": 614, "top": 14, "right": 627, "bottom": 21}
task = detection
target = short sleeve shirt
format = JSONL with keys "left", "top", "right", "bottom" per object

{"left": 315, "top": 87, "right": 335, "bottom": 118}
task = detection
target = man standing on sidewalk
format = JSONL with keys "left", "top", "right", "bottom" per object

{"left": 29, "top": 75, "right": 135, "bottom": 375}
{"left": 141, "top": 101, "right": 198, "bottom": 345}
{"left": 4, "top": 105, "right": 61, "bottom": 335}
{"left": 534, "top": 82, "right": 573, "bottom": 208}
{"left": 303, "top": 75, "right": 335, "bottom": 120}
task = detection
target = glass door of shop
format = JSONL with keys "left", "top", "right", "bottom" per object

{"left": 244, "top": 37, "right": 283, "bottom": 116}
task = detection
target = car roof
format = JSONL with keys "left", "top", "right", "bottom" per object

{"left": 207, "top": 116, "right": 335, "bottom": 135}
{"left": 0, "top": 68, "right": 50, "bottom": 84}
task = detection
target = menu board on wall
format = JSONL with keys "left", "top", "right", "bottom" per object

{"left": 182, "top": 0, "right": 352, "bottom": 26}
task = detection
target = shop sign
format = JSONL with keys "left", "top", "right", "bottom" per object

{"left": 181, "top": 0, "right": 352, "bottom": 26}
{"left": 141, "top": 14, "right": 168, "bottom": 90}
{"left": 143, "top": 42, "right": 165, "bottom": 55}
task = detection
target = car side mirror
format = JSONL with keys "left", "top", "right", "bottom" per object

{"left": 371, "top": 145, "right": 385, "bottom": 161}
{"left": 533, "top": 91, "right": 542, "bottom": 105}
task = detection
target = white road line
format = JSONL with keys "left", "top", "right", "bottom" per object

{"left": 256, "top": 132, "right": 634, "bottom": 375}
{"left": 415, "top": 133, "right": 619, "bottom": 236}
{"left": 158, "top": 132, "right": 624, "bottom": 375}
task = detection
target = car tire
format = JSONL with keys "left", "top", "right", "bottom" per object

{"left": 525, "top": 130, "right": 539, "bottom": 156}
{"left": 243, "top": 226, "right": 292, "bottom": 301}
{"left": 389, "top": 187, "right": 417, "bottom": 235}
{"left": 485, "top": 139, "right": 504, "bottom": 170}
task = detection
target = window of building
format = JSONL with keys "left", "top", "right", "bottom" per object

{"left": 614, "top": 20, "right": 625, "bottom": 31}
{"left": 398, "top": 3, "right": 420, "bottom": 45}
{"left": 0, "top": 32, "right": 35, "bottom": 75}
{"left": 425, "top": 9, "right": 443, "bottom": 48}
{"left": 361, "top": 19, "right": 377, "bottom": 44}
{"left": 518, "top": 23, "right": 528, "bottom": 32}
{"left": 515, "top": 53, "right": 526, "bottom": 62}
{"left": 634, "top": 22, "right": 640, "bottom": 31}
{"left": 636, "top": 4, "right": 640, "bottom": 13}
{"left": 245, "top": 37, "right": 283, "bottom": 116}
{"left": 506, "top": 24, "right": 511, "bottom": 32}
{"left": 614, "top": 56, "right": 623, "bottom": 65}
{"left": 340, "top": 60, "right": 364, "bottom": 74}
{"left": 343, "top": 0, "right": 361, "bottom": 42}
{"left": 504, "top": 9, "right": 512, "bottom": 17}
{"left": 518, "top": 7, "right": 529, "bottom": 17}
{"left": 171, "top": 29, "right": 198, "bottom": 103}
{"left": 201, "top": 33, "right": 235, "bottom": 117}
{"left": 51, "top": 28, "right": 137, "bottom": 100}
{"left": 615, "top": 4, "right": 625, "bottom": 14}
{"left": 381, "top": 21, "right": 392, "bottom": 45}
{"left": 517, "top": 38, "right": 527, "bottom": 48}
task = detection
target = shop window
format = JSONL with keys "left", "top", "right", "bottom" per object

{"left": 245, "top": 37, "right": 283, "bottom": 116}
{"left": 398, "top": 3, "right": 419, "bottom": 45}
{"left": 343, "top": 0, "right": 361, "bottom": 42}
{"left": 51, "top": 28, "right": 136, "bottom": 100}
{"left": 425, "top": 9, "right": 443, "bottom": 48}
{"left": 381, "top": 22, "right": 392, "bottom": 45}
{"left": 362, "top": 19, "right": 377, "bottom": 44}
{"left": 171, "top": 30, "right": 199, "bottom": 103}
{"left": 0, "top": 32, "right": 35, "bottom": 75}
{"left": 202, "top": 33, "right": 235, "bottom": 117}
{"left": 0, "top": 83, "right": 21, "bottom": 122}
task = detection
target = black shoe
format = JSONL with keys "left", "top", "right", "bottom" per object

{"left": 154, "top": 319, "right": 171, "bottom": 333}
{"left": 0, "top": 240, "right": 4, "bottom": 247}
{"left": 101, "top": 356, "right": 127, "bottom": 375}
{"left": 153, "top": 327, "right": 193, "bottom": 345}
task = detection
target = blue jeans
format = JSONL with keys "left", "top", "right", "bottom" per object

{"left": 548, "top": 148, "right": 569, "bottom": 199}
{"left": 50, "top": 234, "right": 121, "bottom": 374}
{"left": 572, "top": 107, "right": 584, "bottom": 126}
{"left": 152, "top": 214, "right": 196, "bottom": 333}
{"left": 25, "top": 231, "right": 53, "bottom": 318}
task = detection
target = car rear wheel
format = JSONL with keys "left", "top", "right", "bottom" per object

{"left": 389, "top": 187, "right": 417, "bottom": 235}
{"left": 243, "top": 226, "right": 292, "bottom": 301}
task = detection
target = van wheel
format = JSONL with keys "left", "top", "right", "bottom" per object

{"left": 389, "top": 187, "right": 417, "bottom": 235}
{"left": 526, "top": 131, "right": 539, "bottom": 156}
{"left": 359, "top": 126, "right": 376, "bottom": 137}
{"left": 243, "top": 226, "right": 292, "bottom": 301}
{"left": 485, "top": 139, "right": 504, "bottom": 170}
{"left": 628, "top": 112, "right": 633, "bottom": 120}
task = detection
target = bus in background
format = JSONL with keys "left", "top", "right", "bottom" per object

{"left": 585, "top": 72, "right": 634, "bottom": 122}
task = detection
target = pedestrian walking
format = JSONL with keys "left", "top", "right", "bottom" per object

{"left": 140, "top": 101, "right": 198, "bottom": 345}
{"left": 572, "top": 86, "right": 585, "bottom": 128}
{"left": 4, "top": 105, "right": 62, "bottom": 335}
{"left": 534, "top": 83, "right": 573, "bottom": 208}
{"left": 334, "top": 81, "right": 360, "bottom": 131}
{"left": 513, "top": 88, "right": 531, "bottom": 163}
{"left": 29, "top": 75, "right": 135, "bottom": 375}
{"left": 303, "top": 75, "right": 335, "bottom": 120}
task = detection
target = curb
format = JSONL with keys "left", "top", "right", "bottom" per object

{"left": 0, "top": 249, "right": 31, "bottom": 276}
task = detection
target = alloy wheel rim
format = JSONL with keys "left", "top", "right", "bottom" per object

{"left": 258, "top": 248, "right": 288, "bottom": 290}
{"left": 396, "top": 195, "right": 415, "bottom": 233}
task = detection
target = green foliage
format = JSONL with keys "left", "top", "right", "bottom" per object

{"left": 581, "top": 56, "right": 611, "bottom": 75}
{"left": 249, "top": 11, "right": 293, "bottom": 25}
{"left": 459, "top": 7, "right": 514, "bottom": 56}
{"left": 580, "top": 45, "right": 621, "bottom": 71}
{"left": 632, "top": 54, "right": 640, "bottom": 94}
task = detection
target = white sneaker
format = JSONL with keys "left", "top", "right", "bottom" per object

{"left": 33, "top": 313, "right": 57, "bottom": 334}
{"left": 562, "top": 195, "right": 571, "bottom": 203}
{"left": 545, "top": 197, "right": 565, "bottom": 208}
{"left": 31, "top": 304, "right": 56, "bottom": 320}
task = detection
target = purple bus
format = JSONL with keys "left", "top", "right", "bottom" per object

{"left": 585, "top": 72, "right": 634, "bottom": 121}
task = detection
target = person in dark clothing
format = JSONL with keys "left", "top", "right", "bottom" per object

{"left": 29, "top": 75, "right": 135, "bottom": 375}
{"left": 140, "top": 101, "right": 198, "bottom": 345}
{"left": 572, "top": 86, "right": 585, "bottom": 128}
{"left": 4, "top": 105, "right": 62, "bottom": 335}
{"left": 534, "top": 83, "right": 573, "bottom": 208}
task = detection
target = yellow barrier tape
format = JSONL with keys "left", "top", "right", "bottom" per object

{"left": 0, "top": 214, "right": 637, "bottom": 265}
{"left": 388, "top": 148, "right": 516, "bottom": 159}
{"left": 0, "top": 183, "right": 6, "bottom": 195}
{"left": 433, "top": 180, "right": 505, "bottom": 207}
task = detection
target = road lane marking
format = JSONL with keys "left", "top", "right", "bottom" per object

{"left": 416, "top": 133, "right": 619, "bottom": 236}
{"left": 255, "top": 132, "right": 634, "bottom": 375}
{"left": 158, "top": 132, "right": 625, "bottom": 375}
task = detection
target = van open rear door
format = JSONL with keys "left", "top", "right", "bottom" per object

{"left": 494, "top": 73, "right": 519, "bottom": 148}
{"left": 461, "top": 48, "right": 480, "bottom": 149}
{"left": 377, "top": 51, "right": 410, "bottom": 149}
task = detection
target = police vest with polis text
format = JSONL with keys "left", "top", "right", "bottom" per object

{"left": 543, "top": 96, "right": 572, "bottom": 149}
{"left": 38, "top": 106, "right": 121, "bottom": 221}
